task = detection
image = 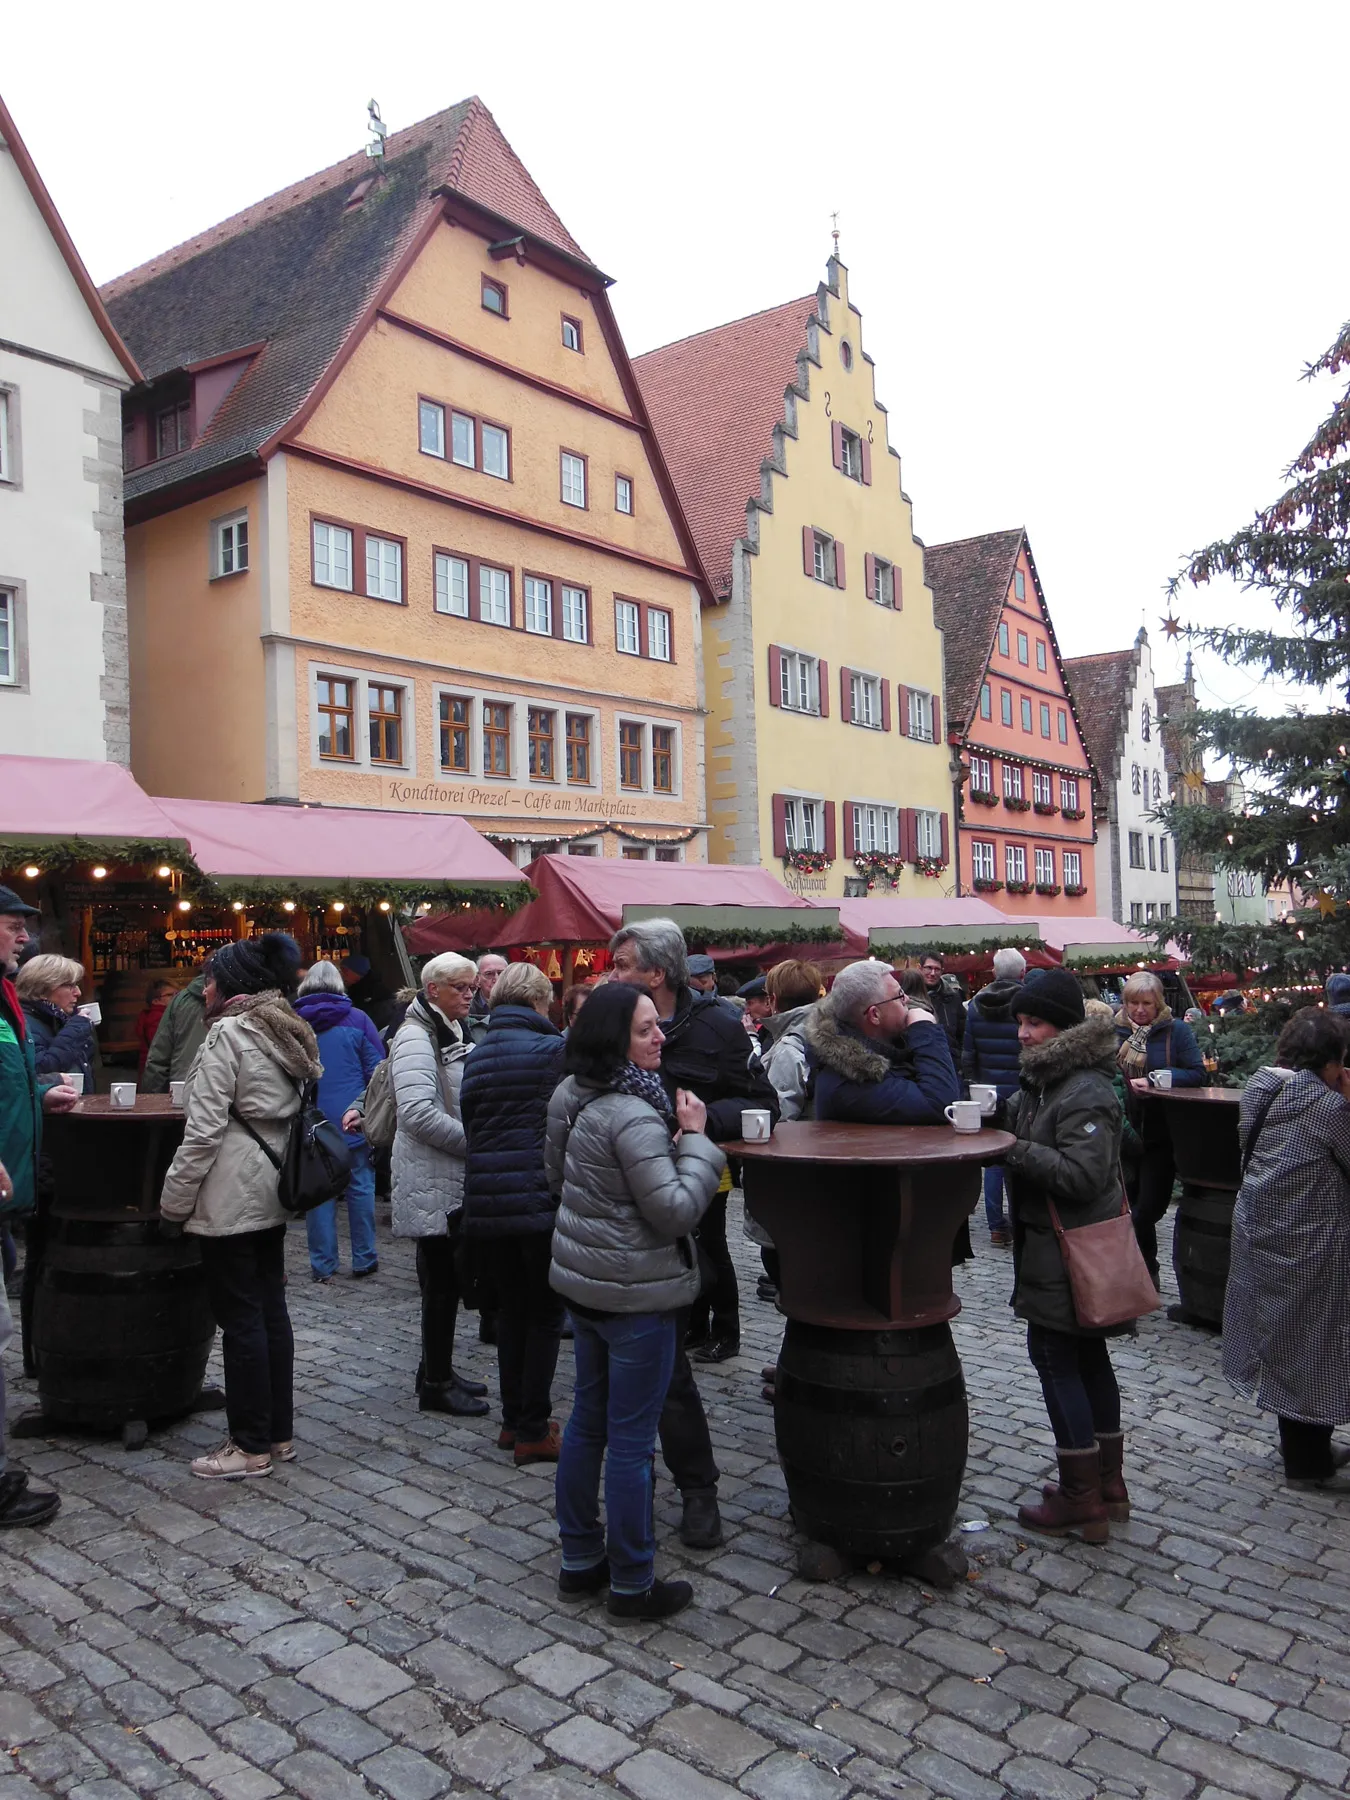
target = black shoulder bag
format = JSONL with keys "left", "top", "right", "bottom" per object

{"left": 230, "top": 1081, "right": 352, "bottom": 1215}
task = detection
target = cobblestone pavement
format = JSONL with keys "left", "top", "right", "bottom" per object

{"left": 4, "top": 1198, "right": 1350, "bottom": 1800}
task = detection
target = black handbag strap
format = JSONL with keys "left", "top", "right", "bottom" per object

{"left": 1240, "top": 1083, "right": 1281, "bottom": 1176}
{"left": 228, "top": 1083, "right": 304, "bottom": 1171}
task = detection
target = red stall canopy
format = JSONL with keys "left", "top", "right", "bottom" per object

{"left": 1, "top": 755, "right": 189, "bottom": 855}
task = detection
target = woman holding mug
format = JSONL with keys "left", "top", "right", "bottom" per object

{"left": 16, "top": 955, "right": 96, "bottom": 1093}
{"left": 1115, "top": 972, "right": 1204, "bottom": 1285}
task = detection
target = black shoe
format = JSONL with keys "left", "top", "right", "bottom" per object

{"left": 755, "top": 1277, "right": 778, "bottom": 1303}
{"left": 608, "top": 1578, "right": 693, "bottom": 1622}
{"left": 352, "top": 1263, "right": 379, "bottom": 1279}
{"left": 418, "top": 1383, "right": 490, "bottom": 1417}
{"left": 679, "top": 1492, "right": 724, "bottom": 1549}
{"left": 449, "top": 1368, "right": 488, "bottom": 1398}
{"left": 693, "top": 1335, "right": 740, "bottom": 1364}
{"left": 0, "top": 1469, "right": 59, "bottom": 1529}
{"left": 558, "top": 1558, "right": 610, "bottom": 1599}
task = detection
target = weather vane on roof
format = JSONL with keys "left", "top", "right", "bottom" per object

{"left": 831, "top": 211, "right": 840, "bottom": 255}
{"left": 366, "top": 99, "right": 387, "bottom": 161}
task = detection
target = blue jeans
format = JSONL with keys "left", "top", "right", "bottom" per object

{"left": 1026, "top": 1324, "right": 1121, "bottom": 1449}
{"left": 983, "top": 1165, "right": 1008, "bottom": 1232}
{"left": 305, "top": 1143, "right": 377, "bottom": 1276}
{"left": 556, "top": 1310, "right": 676, "bottom": 1596}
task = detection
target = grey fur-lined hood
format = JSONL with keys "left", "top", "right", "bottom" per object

{"left": 803, "top": 1000, "right": 896, "bottom": 1085}
{"left": 1017, "top": 1015, "right": 1118, "bottom": 1090}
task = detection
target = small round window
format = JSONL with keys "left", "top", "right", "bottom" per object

{"left": 840, "top": 340, "right": 853, "bottom": 370}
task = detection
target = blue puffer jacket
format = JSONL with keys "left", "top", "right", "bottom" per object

{"left": 293, "top": 991, "right": 384, "bottom": 1140}
{"left": 23, "top": 999, "right": 96, "bottom": 1090}
{"left": 960, "top": 978, "right": 1022, "bottom": 1100}
{"left": 1117, "top": 1011, "right": 1205, "bottom": 1145}
{"left": 460, "top": 1004, "right": 566, "bottom": 1237}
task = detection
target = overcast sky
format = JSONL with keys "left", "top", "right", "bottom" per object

{"left": 8, "top": 0, "right": 1345, "bottom": 735}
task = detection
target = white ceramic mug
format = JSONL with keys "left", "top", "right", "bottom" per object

{"left": 169, "top": 1081, "right": 186, "bottom": 1107}
{"left": 969, "top": 1083, "right": 998, "bottom": 1116}
{"left": 1148, "top": 1069, "right": 1174, "bottom": 1089}
{"left": 78, "top": 1001, "right": 102, "bottom": 1025}
{"left": 945, "top": 1100, "right": 984, "bottom": 1134}
{"left": 111, "top": 1083, "right": 137, "bottom": 1108}
{"left": 741, "top": 1109, "right": 772, "bottom": 1141}
{"left": 60, "top": 1072, "right": 84, "bottom": 1093}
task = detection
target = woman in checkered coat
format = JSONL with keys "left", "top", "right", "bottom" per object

{"left": 1222, "top": 1008, "right": 1350, "bottom": 1488}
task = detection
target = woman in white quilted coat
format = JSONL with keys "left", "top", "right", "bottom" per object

{"left": 389, "top": 952, "right": 488, "bottom": 1417}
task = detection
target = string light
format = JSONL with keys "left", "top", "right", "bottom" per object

{"left": 177, "top": 900, "right": 191, "bottom": 914}
{"left": 156, "top": 866, "right": 172, "bottom": 879}
{"left": 378, "top": 901, "right": 392, "bottom": 912}
{"left": 22, "top": 865, "right": 39, "bottom": 880}
{"left": 92, "top": 866, "right": 107, "bottom": 880}
{"left": 231, "top": 902, "right": 244, "bottom": 913}
{"left": 332, "top": 901, "right": 345, "bottom": 913}
{"left": 282, "top": 901, "right": 296, "bottom": 913}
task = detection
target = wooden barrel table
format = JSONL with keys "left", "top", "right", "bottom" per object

{"left": 14, "top": 1095, "right": 221, "bottom": 1449}
{"left": 1139, "top": 1086, "right": 1243, "bottom": 1330}
{"left": 730, "top": 1121, "right": 1012, "bottom": 1579}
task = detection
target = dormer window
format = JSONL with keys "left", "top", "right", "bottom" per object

{"left": 155, "top": 400, "right": 191, "bottom": 459}
{"left": 481, "top": 277, "right": 508, "bottom": 317}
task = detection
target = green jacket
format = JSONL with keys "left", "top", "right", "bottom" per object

{"left": 0, "top": 978, "right": 42, "bottom": 1216}
{"left": 142, "top": 976, "right": 208, "bottom": 1092}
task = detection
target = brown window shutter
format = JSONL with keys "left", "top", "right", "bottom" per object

{"left": 771, "top": 794, "right": 788, "bottom": 858}
{"left": 842, "top": 802, "right": 857, "bottom": 859}
{"left": 818, "top": 659, "right": 830, "bottom": 717}
{"left": 768, "top": 644, "right": 782, "bottom": 707}
{"left": 881, "top": 680, "right": 892, "bottom": 733}
{"left": 894, "top": 565, "right": 903, "bottom": 610}
{"left": 897, "top": 684, "right": 911, "bottom": 737}
{"left": 834, "top": 541, "right": 846, "bottom": 589}
{"left": 860, "top": 438, "right": 872, "bottom": 484}
{"left": 903, "top": 807, "right": 918, "bottom": 862}
{"left": 824, "top": 800, "right": 837, "bottom": 861}
{"left": 864, "top": 552, "right": 876, "bottom": 600}
{"left": 831, "top": 421, "right": 844, "bottom": 469}
{"left": 932, "top": 695, "right": 942, "bottom": 743}
{"left": 839, "top": 666, "right": 853, "bottom": 723}
{"left": 939, "top": 812, "right": 950, "bottom": 864}
{"left": 802, "top": 526, "right": 815, "bottom": 577}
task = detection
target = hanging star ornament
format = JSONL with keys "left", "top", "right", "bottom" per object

{"left": 1160, "top": 612, "right": 1183, "bottom": 639}
{"left": 1316, "top": 889, "right": 1338, "bottom": 917}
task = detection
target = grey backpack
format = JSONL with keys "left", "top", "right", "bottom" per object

{"left": 361, "top": 1058, "right": 397, "bottom": 1150}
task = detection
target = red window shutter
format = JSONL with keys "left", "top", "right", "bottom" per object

{"left": 860, "top": 438, "right": 872, "bottom": 484}
{"left": 897, "top": 684, "right": 911, "bottom": 738}
{"left": 824, "top": 801, "right": 837, "bottom": 861}
{"left": 768, "top": 644, "right": 782, "bottom": 707}
{"left": 834, "top": 541, "right": 846, "bottom": 588}
{"left": 771, "top": 794, "right": 788, "bottom": 858}
{"left": 839, "top": 666, "right": 853, "bottom": 723}
{"left": 842, "top": 802, "right": 857, "bottom": 859}
{"left": 880, "top": 680, "right": 892, "bottom": 733}
{"left": 818, "top": 659, "right": 829, "bottom": 717}
{"left": 864, "top": 552, "right": 876, "bottom": 601}
{"left": 932, "top": 695, "right": 942, "bottom": 743}
{"left": 831, "top": 421, "right": 844, "bottom": 470}
{"left": 802, "top": 526, "right": 815, "bottom": 577}
{"left": 939, "top": 812, "right": 950, "bottom": 864}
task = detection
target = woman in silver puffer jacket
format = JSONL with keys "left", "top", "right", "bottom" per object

{"left": 545, "top": 982, "right": 723, "bottom": 1624}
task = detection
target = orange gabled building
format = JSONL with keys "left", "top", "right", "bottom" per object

{"left": 924, "top": 529, "right": 1098, "bottom": 916}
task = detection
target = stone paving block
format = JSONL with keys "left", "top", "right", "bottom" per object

{"left": 914, "top": 1710, "right": 1012, "bottom": 1774}
{"left": 1071, "top": 1732, "right": 1198, "bottom": 1798}
{"left": 616, "top": 1748, "right": 740, "bottom": 1800}
{"left": 1164, "top": 1668, "right": 1278, "bottom": 1725}
{"left": 295, "top": 1701, "right": 391, "bottom": 1761}
{"left": 446, "top": 1721, "right": 545, "bottom": 1790}
{"left": 575, "top": 1670, "right": 673, "bottom": 1728}
{"left": 360, "top": 1744, "right": 453, "bottom": 1800}
{"left": 738, "top": 1750, "right": 852, "bottom": 1800}
{"left": 298, "top": 1642, "right": 413, "bottom": 1707}
{"left": 409, "top": 1638, "right": 512, "bottom": 1702}
{"left": 0, "top": 1693, "right": 56, "bottom": 1745}
{"left": 179, "top": 1685, "right": 246, "bottom": 1729}
{"left": 544, "top": 1714, "right": 638, "bottom": 1773}
{"left": 273, "top": 1748, "right": 373, "bottom": 1800}
{"left": 217, "top": 1715, "right": 296, "bottom": 1765}
{"left": 439, "top": 1603, "right": 553, "bottom": 1667}
{"left": 484, "top": 1684, "right": 573, "bottom": 1734}
{"left": 667, "top": 1669, "right": 749, "bottom": 1713}
{"left": 999, "top": 1754, "right": 1097, "bottom": 1799}
{"left": 104, "top": 1678, "right": 176, "bottom": 1725}
{"left": 735, "top": 1631, "right": 802, "bottom": 1672}
{"left": 513, "top": 1644, "right": 610, "bottom": 1698}
{"left": 76, "top": 1723, "right": 178, "bottom": 1791}
{"left": 902, "top": 1747, "right": 1007, "bottom": 1800}
{"left": 1067, "top": 1692, "right": 1166, "bottom": 1752}
{"left": 1228, "top": 1727, "right": 1349, "bottom": 1789}
{"left": 650, "top": 1702, "right": 772, "bottom": 1779}
{"left": 905, "top": 1630, "right": 1005, "bottom": 1680}
{"left": 247, "top": 1622, "right": 348, "bottom": 1672}
{"left": 1156, "top": 1728, "right": 1296, "bottom": 1799}
{"left": 142, "top": 1712, "right": 219, "bottom": 1763}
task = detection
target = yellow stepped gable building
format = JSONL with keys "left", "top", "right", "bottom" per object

{"left": 102, "top": 99, "right": 711, "bottom": 864}
{"left": 635, "top": 257, "right": 950, "bottom": 897}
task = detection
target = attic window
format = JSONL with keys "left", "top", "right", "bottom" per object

{"left": 344, "top": 177, "right": 376, "bottom": 211}
{"left": 481, "top": 277, "right": 508, "bottom": 318}
{"left": 840, "top": 340, "right": 853, "bottom": 370}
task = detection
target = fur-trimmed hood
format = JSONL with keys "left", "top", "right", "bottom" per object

{"left": 221, "top": 992, "right": 321, "bottom": 1081}
{"left": 971, "top": 977, "right": 1020, "bottom": 1021}
{"left": 804, "top": 1000, "right": 911, "bottom": 1086}
{"left": 1018, "top": 1015, "right": 1118, "bottom": 1091}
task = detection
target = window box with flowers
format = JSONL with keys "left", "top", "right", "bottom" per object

{"left": 784, "top": 849, "right": 833, "bottom": 875}
{"left": 1033, "top": 802, "right": 1057, "bottom": 816}
{"left": 967, "top": 789, "right": 1000, "bottom": 808}
{"left": 1004, "top": 796, "right": 1032, "bottom": 813}
{"left": 1061, "top": 808, "right": 1086, "bottom": 821}
{"left": 972, "top": 877, "right": 1004, "bottom": 893}
{"left": 913, "top": 855, "right": 947, "bottom": 879}
{"left": 1005, "top": 879, "right": 1035, "bottom": 896}
{"left": 1035, "top": 882, "right": 1061, "bottom": 897}
{"left": 1064, "top": 883, "right": 1088, "bottom": 897}
{"left": 853, "top": 852, "right": 906, "bottom": 887}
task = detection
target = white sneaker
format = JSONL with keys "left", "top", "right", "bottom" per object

{"left": 190, "top": 1440, "right": 271, "bottom": 1480}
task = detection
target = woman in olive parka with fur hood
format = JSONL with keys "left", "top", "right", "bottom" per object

{"left": 998, "top": 968, "right": 1130, "bottom": 1544}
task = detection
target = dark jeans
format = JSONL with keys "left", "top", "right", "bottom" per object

{"left": 760, "top": 1247, "right": 781, "bottom": 1288}
{"left": 198, "top": 1226, "right": 294, "bottom": 1455}
{"left": 983, "top": 1165, "right": 1008, "bottom": 1232}
{"left": 686, "top": 1191, "right": 739, "bottom": 1341}
{"left": 557, "top": 1309, "right": 675, "bottom": 1595}
{"left": 484, "top": 1233, "right": 564, "bottom": 1440}
{"left": 1278, "top": 1417, "right": 1336, "bottom": 1480}
{"left": 1026, "top": 1324, "right": 1121, "bottom": 1450}
{"left": 657, "top": 1306, "right": 720, "bottom": 1496}
{"left": 1129, "top": 1142, "right": 1175, "bottom": 1280}
{"left": 415, "top": 1227, "right": 463, "bottom": 1388}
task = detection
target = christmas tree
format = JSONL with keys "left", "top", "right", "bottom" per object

{"left": 1157, "top": 317, "right": 1350, "bottom": 992}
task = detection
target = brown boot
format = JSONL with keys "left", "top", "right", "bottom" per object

{"left": 1018, "top": 1447, "right": 1109, "bottom": 1543}
{"left": 1096, "top": 1432, "right": 1129, "bottom": 1521}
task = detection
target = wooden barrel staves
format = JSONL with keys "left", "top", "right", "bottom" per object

{"left": 1171, "top": 1190, "right": 1235, "bottom": 1329}
{"left": 774, "top": 1319, "right": 968, "bottom": 1561}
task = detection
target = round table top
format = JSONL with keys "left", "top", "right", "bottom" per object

{"left": 1137, "top": 1085, "right": 1240, "bottom": 1105}
{"left": 59, "top": 1095, "right": 185, "bottom": 1121}
{"left": 726, "top": 1120, "right": 1016, "bottom": 1164}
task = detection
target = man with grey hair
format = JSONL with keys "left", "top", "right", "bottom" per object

{"left": 467, "top": 954, "right": 508, "bottom": 1045}
{"left": 961, "top": 946, "right": 1029, "bottom": 1245}
{"left": 804, "top": 959, "right": 960, "bottom": 1124}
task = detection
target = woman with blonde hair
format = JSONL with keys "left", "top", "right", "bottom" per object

{"left": 1115, "top": 972, "right": 1204, "bottom": 1285}
{"left": 16, "top": 955, "right": 95, "bottom": 1092}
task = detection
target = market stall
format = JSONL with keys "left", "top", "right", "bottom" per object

{"left": 832, "top": 896, "right": 1051, "bottom": 979}
{"left": 1037, "top": 915, "right": 1191, "bottom": 1011}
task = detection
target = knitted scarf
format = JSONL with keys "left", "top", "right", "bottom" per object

{"left": 1117, "top": 1004, "right": 1172, "bottom": 1079}
{"left": 216, "top": 990, "right": 322, "bottom": 1080}
{"left": 609, "top": 1060, "right": 675, "bottom": 1122}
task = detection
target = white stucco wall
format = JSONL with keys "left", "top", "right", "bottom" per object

{"left": 1114, "top": 635, "right": 1177, "bottom": 924}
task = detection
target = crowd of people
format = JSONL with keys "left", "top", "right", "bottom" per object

{"left": 1, "top": 878, "right": 1348, "bottom": 1610}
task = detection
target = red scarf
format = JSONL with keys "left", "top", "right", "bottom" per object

{"left": 1, "top": 976, "right": 25, "bottom": 1039}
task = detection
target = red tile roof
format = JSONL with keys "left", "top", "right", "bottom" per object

{"left": 923, "top": 529, "right": 1025, "bottom": 731}
{"left": 1062, "top": 647, "right": 1136, "bottom": 790}
{"left": 633, "top": 297, "right": 818, "bottom": 596}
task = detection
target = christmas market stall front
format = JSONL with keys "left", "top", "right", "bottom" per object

{"left": 1037, "top": 914, "right": 1191, "bottom": 1012}
{"left": 832, "top": 896, "right": 1053, "bottom": 984}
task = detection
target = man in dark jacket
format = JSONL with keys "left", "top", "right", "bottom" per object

{"left": 918, "top": 951, "right": 967, "bottom": 1062}
{"left": 961, "top": 947, "right": 1027, "bottom": 1245}
{"left": 807, "top": 959, "right": 960, "bottom": 1125}
{"left": 460, "top": 962, "right": 567, "bottom": 1467}
{"left": 611, "top": 917, "right": 780, "bottom": 1548}
{"left": 142, "top": 964, "right": 211, "bottom": 1092}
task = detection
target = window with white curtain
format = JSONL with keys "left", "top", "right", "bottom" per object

{"left": 365, "top": 536, "right": 402, "bottom": 602}
{"left": 434, "top": 554, "right": 469, "bottom": 617}
{"left": 313, "top": 522, "right": 353, "bottom": 591}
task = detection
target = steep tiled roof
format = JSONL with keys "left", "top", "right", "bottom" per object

{"left": 1063, "top": 648, "right": 1135, "bottom": 789}
{"left": 922, "top": 529, "right": 1025, "bottom": 730}
{"left": 633, "top": 297, "right": 818, "bottom": 596}
{"left": 102, "top": 99, "right": 592, "bottom": 505}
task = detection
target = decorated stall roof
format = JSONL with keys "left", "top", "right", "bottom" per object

{"left": 835, "top": 895, "right": 1044, "bottom": 961}
{"left": 0, "top": 755, "right": 191, "bottom": 867}
{"left": 1036, "top": 914, "right": 1176, "bottom": 971}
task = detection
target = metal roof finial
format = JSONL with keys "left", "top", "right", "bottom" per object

{"left": 366, "top": 99, "right": 387, "bottom": 161}
{"left": 830, "top": 210, "right": 840, "bottom": 255}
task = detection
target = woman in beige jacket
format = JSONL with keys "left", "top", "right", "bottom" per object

{"left": 160, "top": 934, "right": 319, "bottom": 1480}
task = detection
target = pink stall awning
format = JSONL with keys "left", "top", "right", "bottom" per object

{"left": 833, "top": 895, "right": 1020, "bottom": 959}
{"left": 0, "top": 755, "right": 188, "bottom": 849}
{"left": 1035, "top": 914, "right": 1177, "bottom": 970}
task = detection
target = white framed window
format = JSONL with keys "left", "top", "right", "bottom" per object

{"left": 615, "top": 474, "right": 633, "bottom": 515}
{"left": 784, "top": 796, "right": 823, "bottom": 852}
{"left": 1159, "top": 838, "right": 1169, "bottom": 873}
{"left": 1003, "top": 763, "right": 1024, "bottom": 801}
{"left": 419, "top": 400, "right": 445, "bottom": 457}
{"left": 451, "top": 412, "right": 476, "bottom": 468}
{"left": 853, "top": 803, "right": 898, "bottom": 854}
{"left": 1035, "top": 848, "right": 1056, "bottom": 885}
{"left": 1059, "top": 776, "right": 1080, "bottom": 811}
{"left": 871, "top": 556, "right": 895, "bottom": 606}
{"left": 1131, "top": 901, "right": 1144, "bottom": 924}
{"left": 0, "top": 390, "right": 14, "bottom": 483}
{"left": 811, "top": 531, "right": 838, "bottom": 584}
{"left": 561, "top": 452, "right": 587, "bottom": 508}
{"left": 616, "top": 599, "right": 641, "bottom": 656}
{"left": 1032, "top": 769, "right": 1053, "bottom": 806}
{"left": 850, "top": 672, "right": 881, "bottom": 729}
{"left": 365, "top": 535, "right": 402, "bottom": 603}
{"left": 561, "top": 585, "right": 588, "bottom": 643}
{"left": 524, "top": 576, "right": 553, "bottom": 636}
{"left": 969, "top": 755, "right": 993, "bottom": 794}
{"left": 907, "top": 689, "right": 934, "bottom": 742}
{"left": 210, "top": 511, "right": 249, "bottom": 578}
{"left": 479, "top": 564, "right": 511, "bottom": 627}
{"left": 1063, "top": 850, "right": 1082, "bottom": 887}
{"left": 1148, "top": 834, "right": 1157, "bottom": 871}
{"left": 914, "top": 809, "right": 943, "bottom": 859}
{"left": 1128, "top": 830, "right": 1145, "bottom": 868}
{"left": 482, "top": 278, "right": 507, "bottom": 316}
{"left": 562, "top": 316, "right": 582, "bottom": 352}
{"left": 840, "top": 426, "right": 863, "bottom": 481}
{"left": 0, "top": 589, "right": 16, "bottom": 685}
{"left": 780, "top": 651, "right": 819, "bottom": 714}
{"left": 482, "top": 424, "right": 510, "bottom": 480}
{"left": 1146, "top": 902, "right": 1157, "bottom": 922}
{"left": 647, "top": 608, "right": 671, "bottom": 662}
{"left": 972, "top": 840, "right": 996, "bottom": 882}
{"left": 434, "top": 553, "right": 470, "bottom": 617}
{"left": 1005, "top": 843, "right": 1027, "bottom": 884}
{"left": 312, "top": 521, "right": 353, "bottom": 591}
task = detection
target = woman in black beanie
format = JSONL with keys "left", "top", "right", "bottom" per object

{"left": 998, "top": 968, "right": 1131, "bottom": 1542}
{"left": 160, "top": 933, "right": 319, "bottom": 1480}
